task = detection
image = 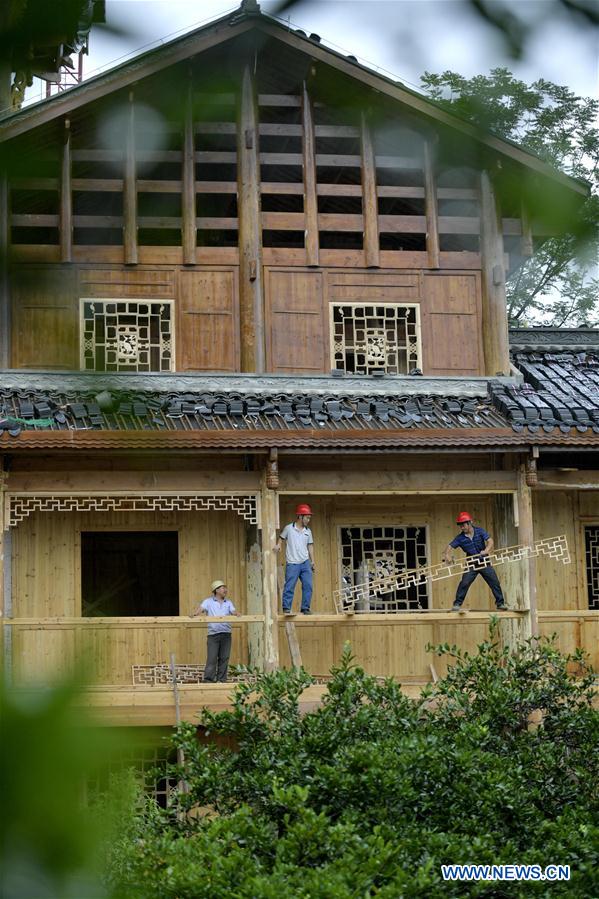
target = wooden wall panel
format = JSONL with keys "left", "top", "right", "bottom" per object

{"left": 421, "top": 273, "right": 483, "bottom": 375}
{"left": 532, "top": 492, "right": 580, "bottom": 611}
{"left": 265, "top": 269, "right": 326, "bottom": 373}
{"left": 177, "top": 268, "right": 239, "bottom": 371}
{"left": 11, "top": 267, "right": 79, "bottom": 368}
{"left": 79, "top": 268, "right": 176, "bottom": 298}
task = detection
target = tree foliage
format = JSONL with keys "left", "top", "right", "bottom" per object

{"left": 420, "top": 68, "right": 599, "bottom": 326}
{"left": 104, "top": 628, "right": 599, "bottom": 898}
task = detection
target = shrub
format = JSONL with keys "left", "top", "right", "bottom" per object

{"left": 105, "top": 628, "right": 599, "bottom": 898}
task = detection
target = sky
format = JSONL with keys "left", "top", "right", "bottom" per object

{"left": 24, "top": 0, "right": 599, "bottom": 105}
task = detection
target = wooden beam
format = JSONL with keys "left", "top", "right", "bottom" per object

{"left": 285, "top": 620, "right": 303, "bottom": 669}
{"left": 260, "top": 476, "right": 280, "bottom": 671}
{"left": 123, "top": 91, "right": 138, "bottom": 265}
{"left": 301, "top": 81, "right": 319, "bottom": 266}
{"left": 182, "top": 71, "right": 197, "bottom": 265}
{"left": 237, "top": 62, "right": 264, "bottom": 372}
{"left": 360, "top": 112, "right": 380, "bottom": 268}
{"left": 480, "top": 170, "right": 510, "bottom": 375}
{"left": 278, "top": 469, "right": 518, "bottom": 494}
{"left": 0, "top": 168, "right": 9, "bottom": 367}
{"left": 517, "top": 464, "right": 538, "bottom": 636}
{"left": 423, "top": 136, "right": 440, "bottom": 269}
{"left": 59, "top": 118, "right": 72, "bottom": 263}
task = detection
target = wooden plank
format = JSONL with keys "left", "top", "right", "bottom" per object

{"left": 301, "top": 81, "right": 319, "bottom": 266}
{"left": 11, "top": 267, "right": 78, "bottom": 369}
{"left": 261, "top": 182, "right": 304, "bottom": 195}
{"left": 7, "top": 470, "right": 260, "bottom": 493}
{"left": 480, "top": 170, "right": 510, "bottom": 375}
{"left": 377, "top": 186, "right": 425, "bottom": 199}
{"left": 258, "top": 94, "right": 301, "bottom": 106}
{"left": 285, "top": 620, "right": 303, "bottom": 669}
{"left": 423, "top": 136, "right": 440, "bottom": 269}
{"left": 319, "top": 213, "right": 363, "bottom": 232}
{"left": 72, "top": 178, "right": 123, "bottom": 191}
{"left": 378, "top": 215, "right": 426, "bottom": 233}
{"left": 259, "top": 123, "right": 303, "bottom": 136}
{"left": 237, "top": 62, "right": 264, "bottom": 372}
{"left": 182, "top": 72, "right": 197, "bottom": 265}
{"left": 422, "top": 274, "right": 484, "bottom": 375}
{"left": 360, "top": 112, "right": 380, "bottom": 267}
{"left": 317, "top": 183, "right": 363, "bottom": 197}
{"left": 195, "top": 151, "right": 237, "bottom": 163}
{"left": 315, "top": 153, "right": 361, "bottom": 167}
{"left": 260, "top": 152, "right": 303, "bottom": 166}
{"left": 124, "top": 91, "right": 138, "bottom": 265}
{"left": 262, "top": 212, "right": 305, "bottom": 230}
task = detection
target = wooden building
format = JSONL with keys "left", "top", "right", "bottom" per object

{"left": 0, "top": 1, "right": 597, "bottom": 728}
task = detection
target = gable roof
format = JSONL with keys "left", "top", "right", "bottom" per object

{"left": 0, "top": 4, "right": 587, "bottom": 196}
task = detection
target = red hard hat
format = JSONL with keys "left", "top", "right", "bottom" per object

{"left": 296, "top": 503, "right": 313, "bottom": 516}
{"left": 456, "top": 511, "right": 472, "bottom": 524}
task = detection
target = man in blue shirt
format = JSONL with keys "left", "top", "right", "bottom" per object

{"left": 191, "top": 580, "right": 240, "bottom": 682}
{"left": 442, "top": 512, "right": 507, "bottom": 611}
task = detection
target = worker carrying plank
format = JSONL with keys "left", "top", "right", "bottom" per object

{"left": 274, "top": 503, "right": 315, "bottom": 615}
{"left": 442, "top": 512, "right": 508, "bottom": 612}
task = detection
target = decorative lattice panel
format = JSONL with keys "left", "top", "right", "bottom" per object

{"left": 132, "top": 664, "right": 255, "bottom": 685}
{"left": 87, "top": 741, "right": 177, "bottom": 808}
{"left": 585, "top": 526, "right": 599, "bottom": 610}
{"left": 6, "top": 493, "right": 258, "bottom": 528}
{"left": 81, "top": 299, "right": 174, "bottom": 372}
{"left": 331, "top": 303, "right": 420, "bottom": 375}
{"left": 339, "top": 524, "right": 429, "bottom": 612}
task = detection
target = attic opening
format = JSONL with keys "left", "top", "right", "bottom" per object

{"left": 81, "top": 531, "right": 179, "bottom": 617}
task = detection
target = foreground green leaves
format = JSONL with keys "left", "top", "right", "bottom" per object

{"left": 104, "top": 629, "right": 599, "bottom": 898}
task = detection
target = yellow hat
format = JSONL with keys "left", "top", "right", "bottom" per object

{"left": 211, "top": 580, "right": 226, "bottom": 592}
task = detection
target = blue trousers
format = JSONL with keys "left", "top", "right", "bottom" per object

{"left": 282, "top": 560, "right": 313, "bottom": 613}
{"left": 454, "top": 564, "right": 505, "bottom": 608}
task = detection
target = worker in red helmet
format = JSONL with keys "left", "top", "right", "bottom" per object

{"left": 442, "top": 512, "right": 507, "bottom": 612}
{"left": 274, "top": 503, "right": 315, "bottom": 614}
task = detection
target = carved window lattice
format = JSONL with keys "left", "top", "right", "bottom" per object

{"left": 87, "top": 741, "right": 177, "bottom": 809}
{"left": 330, "top": 303, "right": 421, "bottom": 375}
{"left": 339, "top": 524, "right": 429, "bottom": 612}
{"left": 132, "top": 664, "right": 255, "bottom": 686}
{"left": 81, "top": 298, "right": 174, "bottom": 372}
{"left": 584, "top": 525, "right": 599, "bottom": 610}
{"left": 6, "top": 494, "right": 258, "bottom": 528}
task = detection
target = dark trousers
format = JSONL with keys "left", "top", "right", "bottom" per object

{"left": 204, "top": 633, "right": 232, "bottom": 682}
{"left": 455, "top": 564, "right": 505, "bottom": 608}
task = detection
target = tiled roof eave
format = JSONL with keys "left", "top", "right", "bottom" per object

{"left": 2, "top": 427, "right": 598, "bottom": 452}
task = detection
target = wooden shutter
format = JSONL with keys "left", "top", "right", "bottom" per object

{"left": 266, "top": 269, "right": 326, "bottom": 373}
{"left": 177, "top": 269, "right": 239, "bottom": 371}
{"left": 421, "top": 273, "right": 483, "bottom": 375}
{"left": 12, "top": 267, "right": 78, "bottom": 369}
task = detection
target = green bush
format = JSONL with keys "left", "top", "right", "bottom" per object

{"left": 105, "top": 627, "right": 599, "bottom": 898}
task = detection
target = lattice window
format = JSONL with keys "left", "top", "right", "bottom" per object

{"left": 81, "top": 298, "right": 174, "bottom": 372}
{"left": 88, "top": 739, "right": 177, "bottom": 809}
{"left": 585, "top": 525, "right": 599, "bottom": 610}
{"left": 339, "top": 524, "right": 429, "bottom": 612}
{"left": 330, "top": 303, "right": 420, "bottom": 375}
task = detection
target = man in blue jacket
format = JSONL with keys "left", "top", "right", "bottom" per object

{"left": 442, "top": 512, "right": 507, "bottom": 611}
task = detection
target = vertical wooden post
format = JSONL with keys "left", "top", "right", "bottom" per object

{"left": 60, "top": 118, "right": 72, "bottom": 263}
{"left": 123, "top": 90, "right": 138, "bottom": 265}
{"left": 520, "top": 200, "right": 533, "bottom": 257}
{"left": 517, "top": 463, "right": 538, "bottom": 637}
{"left": 423, "top": 135, "right": 440, "bottom": 269}
{"left": 245, "top": 522, "right": 264, "bottom": 669}
{"left": 237, "top": 62, "right": 264, "bottom": 372}
{"left": 480, "top": 170, "right": 510, "bottom": 375}
{"left": 182, "top": 70, "right": 196, "bottom": 265}
{"left": 0, "top": 166, "right": 9, "bottom": 367}
{"left": 260, "top": 476, "right": 279, "bottom": 671}
{"left": 360, "top": 111, "right": 379, "bottom": 268}
{"left": 301, "top": 80, "right": 319, "bottom": 267}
